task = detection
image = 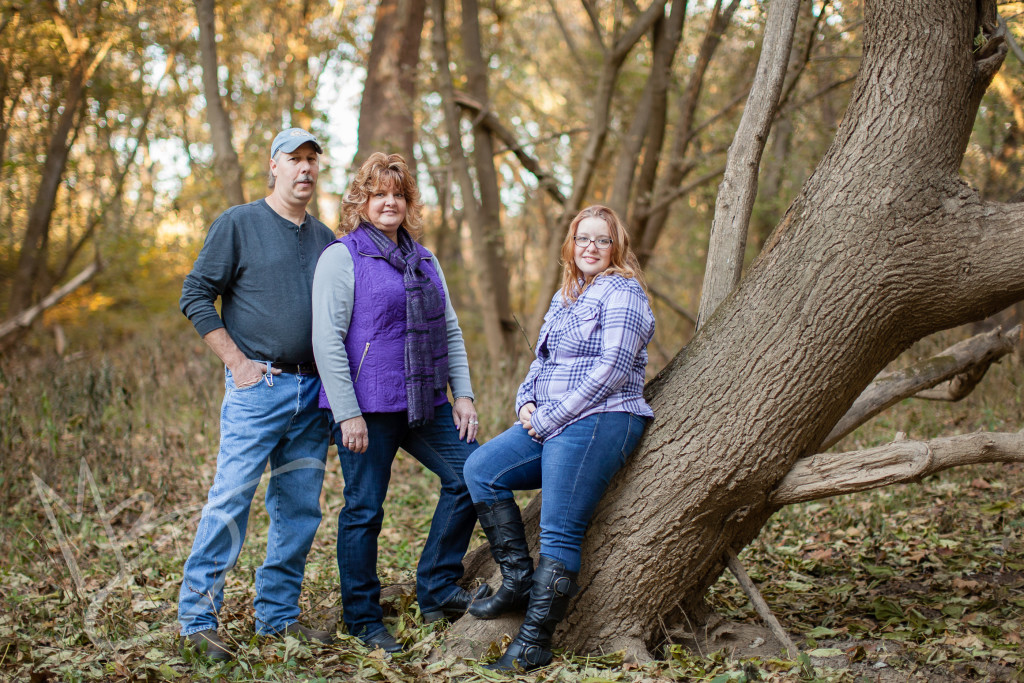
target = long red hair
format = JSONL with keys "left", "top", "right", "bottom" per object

{"left": 559, "top": 205, "right": 646, "bottom": 304}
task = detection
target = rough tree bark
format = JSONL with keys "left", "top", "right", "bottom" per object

{"left": 194, "top": 0, "right": 245, "bottom": 208}
{"left": 451, "top": 0, "right": 1023, "bottom": 660}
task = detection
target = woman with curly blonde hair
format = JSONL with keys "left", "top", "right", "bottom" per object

{"left": 338, "top": 153, "right": 424, "bottom": 235}
{"left": 312, "top": 152, "right": 488, "bottom": 652}
{"left": 464, "top": 204, "right": 655, "bottom": 672}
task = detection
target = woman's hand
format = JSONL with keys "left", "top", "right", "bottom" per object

{"left": 518, "top": 403, "right": 537, "bottom": 436}
{"left": 340, "top": 415, "right": 368, "bottom": 453}
{"left": 453, "top": 397, "right": 479, "bottom": 443}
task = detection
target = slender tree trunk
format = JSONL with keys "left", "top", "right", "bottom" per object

{"left": 608, "top": 2, "right": 686, "bottom": 217}
{"left": 452, "top": 0, "right": 1021, "bottom": 659}
{"left": 634, "top": 0, "right": 740, "bottom": 264}
{"left": 0, "top": 53, "right": 9, "bottom": 181}
{"left": 695, "top": 0, "right": 801, "bottom": 329}
{"left": 528, "top": 0, "right": 670, "bottom": 335}
{"left": 7, "top": 61, "right": 86, "bottom": 316}
{"left": 456, "top": 0, "right": 517, "bottom": 363}
{"left": 752, "top": 0, "right": 826, "bottom": 249}
{"left": 280, "top": 0, "right": 321, "bottom": 217}
{"left": 194, "top": 0, "right": 245, "bottom": 207}
{"left": 752, "top": 116, "right": 793, "bottom": 247}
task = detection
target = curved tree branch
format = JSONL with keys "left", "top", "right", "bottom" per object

{"left": 0, "top": 260, "right": 101, "bottom": 348}
{"left": 914, "top": 362, "right": 994, "bottom": 402}
{"left": 822, "top": 324, "right": 1021, "bottom": 449}
{"left": 772, "top": 431, "right": 1024, "bottom": 506}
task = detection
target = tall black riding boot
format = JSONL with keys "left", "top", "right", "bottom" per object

{"left": 486, "top": 555, "right": 579, "bottom": 672}
{"left": 469, "top": 499, "right": 534, "bottom": 619}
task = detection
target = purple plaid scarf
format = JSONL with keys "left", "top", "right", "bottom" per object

{"left": 362, "top": 223, "right": 448, "bottom": 426}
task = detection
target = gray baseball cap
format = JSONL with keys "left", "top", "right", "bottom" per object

{"left": 271, "top": 128, "right": 323, "bottom": 157}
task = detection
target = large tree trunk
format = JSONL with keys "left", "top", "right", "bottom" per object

{"left": 453, "top": 0, "right": 1023, "bottom": 659}
{"left": 194, "top": 0, "right": 245, "bottom": 207}
{"left": 354, "top": 0, "right": 425, "bottom": 175}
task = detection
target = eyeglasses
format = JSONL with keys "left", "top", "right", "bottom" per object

{"left": 574, "top": 236, "right": 613, "bottom": 250}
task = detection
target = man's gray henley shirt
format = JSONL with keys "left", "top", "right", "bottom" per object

{"left": 180, "top": 198, "right": 335, "bottom": 364}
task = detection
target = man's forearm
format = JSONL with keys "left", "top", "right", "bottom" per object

{"left": 202, "top": 328, "right": 249, "bottom": 370}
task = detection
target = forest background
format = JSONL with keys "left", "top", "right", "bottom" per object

{"left": 2, "top": 0, "right": 1024, "bottom": 681}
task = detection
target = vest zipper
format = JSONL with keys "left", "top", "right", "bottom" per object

{"left": 354, "top": 342, "right": 370, "bottom": 383}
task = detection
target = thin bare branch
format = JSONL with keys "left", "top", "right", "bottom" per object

{"left": 636, "top": 0, "right": 740, "bottom": 260}
{"left": 611, "top": 0, "right": 670, "bottom": 60}
{"left": 913, "top": 362, "right": 993, "bottom": 401}
{"left": 1000, "top": 13, "right": 1024, "bottom": 63}
{"left": 640, "top": 166, "right": 725, "bottom": 220}
{"left": 546, "top": 0, "right": 585, "bottom": 70}
{"left": 581, "top": 0, "right": 606, "bottom": 51}
{"left": 725, "top": 549, "right": 799, "bottom": 658}
{"left": 43, "top": 0, "right": 80, "bottom": 54}
{"left": 647, "top": 283, "right": 697, "bottom": 325}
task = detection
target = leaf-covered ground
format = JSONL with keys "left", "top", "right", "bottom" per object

{"left": 2, "top": 316, "right": 1022, "bottom": 682}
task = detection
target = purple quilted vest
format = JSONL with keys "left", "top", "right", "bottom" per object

{"left": 318, "top": 227, "right": 449, "bottom": 414}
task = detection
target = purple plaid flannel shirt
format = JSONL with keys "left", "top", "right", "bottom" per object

{"left": 516, "top": 274, "right": 655, "bottom": 440}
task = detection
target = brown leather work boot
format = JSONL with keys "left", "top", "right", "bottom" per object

{"left": 277, "top": 621, "right": 334, "bottom": 644}
{"left": 180, "top": 629, "right": 233, "bottom": 662}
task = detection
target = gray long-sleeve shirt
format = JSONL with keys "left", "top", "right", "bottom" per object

{"left": 312, "top": 241, "right": 475, "bottom": 424}
{"left": 180, "top": 199, "right": 336, "bottom": 364}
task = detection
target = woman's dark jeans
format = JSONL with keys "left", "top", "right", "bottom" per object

{"left": 463, "top": 411, "right": 646, "bottom": 573}
{"left": 332, "top": 402, "right": 477, "bottom": 638}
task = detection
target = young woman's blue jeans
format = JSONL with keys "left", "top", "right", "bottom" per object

{"left": 463, "top": 411, "right": 647, "bottom": 573}
{"left": 332, "top": 402, "right": 477, "bottom": 639}
{"left": 178, "top": 368, "right": 329, "bottom": 636}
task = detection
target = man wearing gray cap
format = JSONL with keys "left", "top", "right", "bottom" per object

{"left": 177, "top": 128, "right": 336, "bottom": 661}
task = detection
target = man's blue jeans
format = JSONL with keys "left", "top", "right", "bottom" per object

{"left": 463, "top": 411, "right": 647, "bottom": 573}
{"left": 178, "top": 368, "right": 329, "bottom": 636}
{"left": 332, "top": 402, "right": 477, "bottom": 639}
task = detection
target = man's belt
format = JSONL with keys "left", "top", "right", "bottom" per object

{"left": 270, "top": 361, "right": 318, "bottom": 375}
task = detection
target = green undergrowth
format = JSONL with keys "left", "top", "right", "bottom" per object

{"left": 1, "top": 308, "right": 1022, "bottom": 681}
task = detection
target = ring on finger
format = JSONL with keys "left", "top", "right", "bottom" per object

{"left": 469, "top": 420, "right": 479, "bottom": 425}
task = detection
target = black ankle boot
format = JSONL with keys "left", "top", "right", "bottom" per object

{"left": 468, "top": 499, "right": 534, "bottom": 620}
{"left": 486, "top": 555, "right": 579, "bottom": 672}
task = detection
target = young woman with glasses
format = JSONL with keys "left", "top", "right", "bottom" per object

{"left": 463, "top": 204, "right": 655, "bottom": 672}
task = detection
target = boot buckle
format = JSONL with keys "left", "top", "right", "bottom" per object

{"left": 522, "top": 644, "right": 544, "bottom": 666}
